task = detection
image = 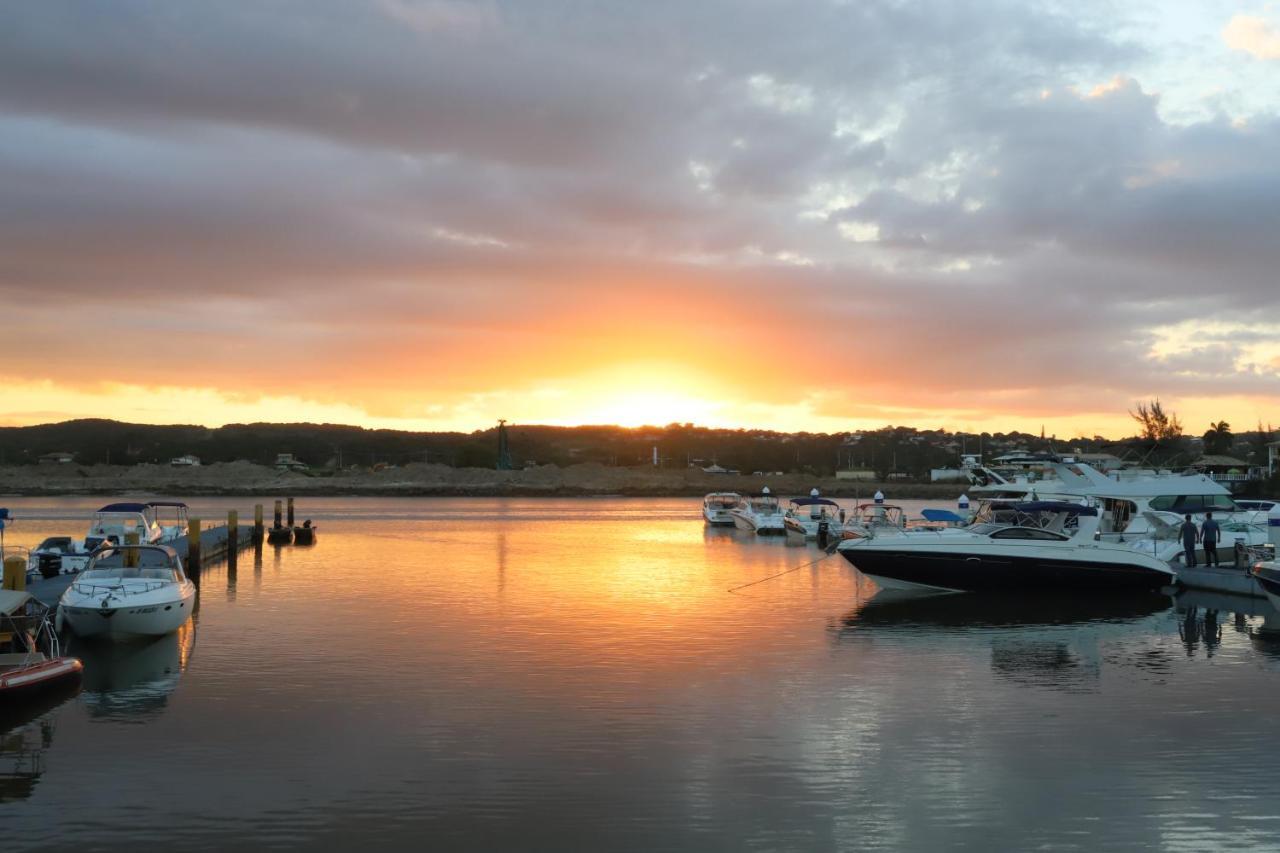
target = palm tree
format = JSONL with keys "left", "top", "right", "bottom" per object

{"left": 1202, "top": 421, "right": 1233, "bottom": 456}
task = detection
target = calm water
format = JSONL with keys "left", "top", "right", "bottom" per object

{"left": 4, "top": 496, "right": 1280, "bottom": 852}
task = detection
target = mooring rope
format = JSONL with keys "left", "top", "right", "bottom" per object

{"left": 727, "top": 549, "right": 835, "bottom": 594}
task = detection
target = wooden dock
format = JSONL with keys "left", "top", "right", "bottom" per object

{"left": 1173, "top": 563, "right": 1263, "bottom": 598}
{"left": 24, "top": 506, "right": 272, "bottom": 607}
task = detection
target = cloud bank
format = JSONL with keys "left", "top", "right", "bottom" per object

{"left": 0, "top": 0, "right": 1277, "bottom": 435}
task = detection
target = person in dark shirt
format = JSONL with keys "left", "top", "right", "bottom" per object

{"left": 1201, "top": 512, "right": 1221, "bottom": 567}
{"left": 1180, "top": 513, "right": 1199, "bottom": 567}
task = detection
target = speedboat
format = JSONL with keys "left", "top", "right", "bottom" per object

{"left": 782, "top": 490, "right": 844, "bottom": 540}
{"left": 146, "top": 502, "right": 190, "bottom": 541}
{"left": 731, "top": 488, "right": 785, "bottom": 535}
{"left": 836, "top": 501, "right": 1178, "bottom": 593}
{"left": 0, "top": 590, "right": 83, "bottom": 699}
{"left": 702, "top": 493, "right": 741, "bottom": 527}
{"left": 82, "top": 502, "right": 167, "bottom": 551}
{"left": 58, "top": 544, "right": 196, "bottom": 639}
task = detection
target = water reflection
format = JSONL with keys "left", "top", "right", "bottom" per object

{"left": 75, "top": 619, "right": 196, "bottom": 720}
{"left": 836, "top": 590, "right": 1172, "bottom": 634}
{"left": 0, "top": 717, "right": 54, "bottom": 803}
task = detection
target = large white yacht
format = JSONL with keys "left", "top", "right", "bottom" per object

{"left": 836, "top": 501, "right": 1178, "bottom": 593}
{"left": 58, "top": 544, "right": 196, "bottom": 639}
{"left": 731, "top": 488, "right": 785, "bottom": 535}
{"left": 702, "top": 493, "right": 741, "bottom": 527}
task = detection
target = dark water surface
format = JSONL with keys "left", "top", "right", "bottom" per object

{"left": 4, "top": 497, "right": 1280, "bottom": 851}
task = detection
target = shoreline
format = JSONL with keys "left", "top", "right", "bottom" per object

{"left": 0, "top": 462, "right": 966, "bottom": 500}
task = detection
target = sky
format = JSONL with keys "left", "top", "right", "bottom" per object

{"left": 1, "top": 0, "right": 1278, "bottom": 438}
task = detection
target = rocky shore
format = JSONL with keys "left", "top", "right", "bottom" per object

{"left": 0, "top": 462, "right": 965, "bottom": 499}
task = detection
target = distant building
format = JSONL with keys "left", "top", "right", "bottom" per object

{"left": 170, "top": 454, "right": 201, "bottom": 467}
{"left": 930, "top": 468, "right": 970, "bottom": 483}
{"left": 1189, "top": 454, "right": 1258, "bottom": 484}
{"left": 275, "top": 453, "right": 308, "bottom": 471}
{"left": 836, "top": 469, "right": 877, "bottom": 481}
{"left": 37, "top": 451, "right": 75, "bottom": 465}
{"left": 701, "top": 464, "right": 728, "bottom": 474}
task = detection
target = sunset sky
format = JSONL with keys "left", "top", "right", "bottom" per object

{"left": 2, "top": 1, "right": 1279, "bottom": 437}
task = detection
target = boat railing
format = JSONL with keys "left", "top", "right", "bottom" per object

{"left": 71, "top": 578, "right": 174, "bottom": 596}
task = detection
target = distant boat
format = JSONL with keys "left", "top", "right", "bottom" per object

{"left": 730, "top": 488, "right": 785, "bottom": 536}
{"left": 702, "top": 493, "right": 740, "bottom": 527}
{"left": 292, "top": 522, "right": 317, "bottom": 545}
{"left": 267, "top": 525, "right": 293, "bottom": 544}
{"left": 782, "top": 491, "right": 844, "bottom": 541}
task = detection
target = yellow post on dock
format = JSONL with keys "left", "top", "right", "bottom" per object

{"left": 2, "top": 555, "right": 26, "bottom": 591}
{"left": 188, "top": 517, "right": 202, "bottom": 574}
{"left": 287, "top": 497, "right": 295, "bottom": 528}
{"left": 253, "top": 503, "right": 264, "bottom": 544}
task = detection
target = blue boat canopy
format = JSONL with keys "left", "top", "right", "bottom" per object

{"left": 1011, "top": 501, "right": 1097, "bottom": 516}
{"left": 921, "top": 508, "right": 965, "bottom": 522}
{"left": 96, "top": 502, "right": 151, "bottom": 513}
{"left": 790, "top": 497, "right": 840, "bottom": 507}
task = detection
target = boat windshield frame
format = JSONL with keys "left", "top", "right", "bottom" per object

{"left": 84, "top": 544, "right": 187, "bottom": 581}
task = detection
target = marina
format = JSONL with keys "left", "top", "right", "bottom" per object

{"left": 3, "top": 496, "right": 1280, "bottom": 849}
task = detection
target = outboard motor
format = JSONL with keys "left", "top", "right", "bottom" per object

{"left": 38, "top": 552, "right": 61, "bottom": 579}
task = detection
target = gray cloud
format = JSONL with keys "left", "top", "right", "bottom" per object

{"left": 0, "top": 0, "right": 1275, "bottom": 423}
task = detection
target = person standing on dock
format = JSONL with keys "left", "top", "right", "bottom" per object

{"left": 1201, "top": 512, "right": 1221, "bottom": 567}
{"left": 1180, "top": 514, "right": 1200, "bottom": 567}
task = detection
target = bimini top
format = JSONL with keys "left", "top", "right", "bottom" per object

{"left": 921, "top": 508, "right": 965, "bottom": 523}
{"left": 146, "top": 501, "right": 189, "bottom": 509}
{"left": 1012, "top": 501, "right": 1097, "bottom": 516}
{"left": 790, "top": 497, "right": 840, "bottom": 508}
{"left": 95, "top": 502, "right": 152, "bottom": 513}
{"left": 0, "top": 589, "right": 33, "bottom": 616}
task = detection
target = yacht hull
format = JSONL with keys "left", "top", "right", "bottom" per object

{"left": 1255, "top": 568, "right": 1280, "bottom": 612}
{"left": 839, "top": 548, "right": 1175, "bottom": 592}
{"left": 703, "top": 509, "right": 736, "bottom": 527}
{"left": 60, "top": 587, "right": 196, "bottom": 639}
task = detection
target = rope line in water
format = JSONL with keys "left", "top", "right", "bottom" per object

{"left": 727, "top": 550, "right": 834, "bottom": 594}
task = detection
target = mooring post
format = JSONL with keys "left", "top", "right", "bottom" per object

{"left": 124, "top": 530, "right": 140, "bottom": 568}
{"left": 273, "top": 500, "right": 283, "bottom": 529}
{"left": 254, "top": 503, "right": 264, "bottom": 544}
{"left": 287, "top": 497, "right": 295, "bottom": 528}
{"left": 227, "top": 509, "right": 239, "bottom": 569}
{"left": 188, "top": 517, "right": 202, "bottom": 576}
{"left": 2, "top": 555, "right": 26, "bottom": 591}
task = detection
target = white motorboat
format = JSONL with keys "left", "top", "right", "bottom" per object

{"left": 836, "top": 501, "right": 1178, "bottom": 593}
{"left": 58, "top": 544, "right": 196, "bottom": 640}
{"left": 731, "top": 488, "right": 785, "bottom": 535}
{"left": 782, "top": 490, "right": 844, "bottom": 541}
{"left": 702, "top": 492, "right": 741, "bottom": 527}
{"left": 83, "top": 502, "right": 167, "bottom": 551}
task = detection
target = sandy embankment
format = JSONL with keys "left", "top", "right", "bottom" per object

{"left": 0, "top": 462, "right": 965, "bottom": 499}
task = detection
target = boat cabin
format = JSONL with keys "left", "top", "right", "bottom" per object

{"left": 786, "top": 497, "right": 841, "bottom": 520}
{"left": 703, "top": 493, "right": 740, "bottom": 510}
{"left": 85, "top": 503, "right": 164, "bottom": 550}
{"left": 968, "top": 501, "right": 1098, "bottom": 539}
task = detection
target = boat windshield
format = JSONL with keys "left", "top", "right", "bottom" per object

{"left": 80, "top": 566, "right": 180, "bottom": 583}
{"left": 705, "top": 495, "right": 738, "bottom": 508}
{"left": 1147, "top": 494, "right": 1239, "bottom": 513}
{"left": 751, "top": 497, "right": 779, "bottom": 512}
{"left": 35, "top": 537, "right": 74, "bottom": 553}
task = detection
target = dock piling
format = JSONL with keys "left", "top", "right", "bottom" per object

{"left": 124, "top": 530, "right": 140, "bottom": 568}
{"left": 2, "top": 555, "right": 26, "bottom": 591}
{"left": 254, "top": 503, "right": 264, "bottom": 544}
{"left": 228, "top": 510, "right": 239, "bottom": 570}
{"left": 287, "top": 497, "right": 295, "bottom": 528}
{"left": 274, "top": 500, "right": 283, "bottom": 530}
{"left": 188, "top": 517, "right": 202, "bottom": 575}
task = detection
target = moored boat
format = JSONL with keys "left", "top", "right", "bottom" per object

{"left": 293, "top": 521, "right": 318, "bottom": 544}
{"left": 0, "top": 591, "right": 83, "bottom": 699}
{"left": 702, "top": 493, "right": 741, "bottom": 527}
{"left": 782, "top": 490, "right": 844, "bottom": 541}
{"left": 58, "top": 544, "right": 196, "bottom": 640}
{"left": 837, "top": 501, "right": 1178, "bottom": 593}
{"left": 730, "top": 488, "right": 785, "bottom": 536}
